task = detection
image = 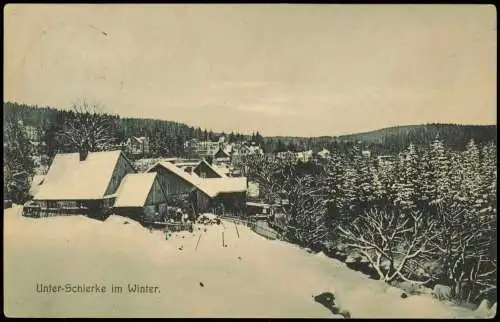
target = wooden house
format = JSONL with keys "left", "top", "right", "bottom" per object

{"left": 317, "top": 148, "right": 331, "bottom": 159}
{"left": 193, "top": 177, "right": 247, "bottom": 215}
{"left": 29, "top": 150, "right": 136, "bottom": 219}
{"left": 193, "top": 159, "right": 226, "bottom": 178}
{"left": 147, "top": 160, "right": 247, "bottom": 216}
{"left": 296, "top": 150, "right": 313, "bottom": 162}
{"left": 213, "top": 147, "right": 231, "bottom": 163}
{"left": 146, "top": 161, "right": 201, "bottom": 197}
{"left": 124, "top": 136, "right": 150, "bottom": 156}
{"left": 113, "top": 172, "right": 168, "bottom": 223}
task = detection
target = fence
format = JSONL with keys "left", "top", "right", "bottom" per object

{"left": 219, "top": 215, "right": 251, "bottom": 227}
{"left": 219, "top": 215, "right": 279, "bottom": 240}
{"left": 143, "top": 221, "right": 194, "bottom": 232}
{"left": 22, "top": 205, "right": 88, "bottom": 218}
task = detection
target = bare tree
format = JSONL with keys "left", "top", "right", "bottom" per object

{"left": 59, "top": 99, "right": 118, "bottom": 152}
{"left": 337, "top": 207, "right": 440, "bottom": 284}
{"left": 236, "top": 154, "right": 287, "bottom": 203}
{"left": 282, "top": 174, "right": 329, "bottom": 248}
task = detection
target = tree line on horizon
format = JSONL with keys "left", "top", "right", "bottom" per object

{"left": 3, "top": 101, "right": 257, "bottom": 158}
{"left": 4, "top": 101, "right": 497, "bottom": 157}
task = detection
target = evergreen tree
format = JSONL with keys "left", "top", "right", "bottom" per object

{"left": 394, "top": 144, "right": 420, "bottom": 210}
{"left": 428, "top": 136, "right": 451, "bottom": 206}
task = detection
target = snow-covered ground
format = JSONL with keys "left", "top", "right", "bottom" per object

{"left": 3, "top": 205, "right": 493, "bottom": 318}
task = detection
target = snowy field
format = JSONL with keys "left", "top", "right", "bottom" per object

{"left": 3, "top": 205, "right": 493, "bottom": 318}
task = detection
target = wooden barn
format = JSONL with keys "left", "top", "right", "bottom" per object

{"left": 146, "top": 161, "right": 201, "bottom": 196}
{"left": 193, "top": 159, "right": 225, "bottom": 178}
{"left": 193, "top": 177, "right": 247, "bottom": 215}
{"left": 147, "top": 160, "right": 247, "bottom": 216}
{"left": 113, "top": 172, "right": 168, "bottom": 223}
{"left": 28, "top": 150, "right": 136, "bottom": 219}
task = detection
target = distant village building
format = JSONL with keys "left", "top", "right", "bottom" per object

{"left": 113, "top": 172, "right": 168, "bottom": 222}
{"left": 276, "top": 151, "right": 296, "bottom": 160}
{"left": 28, "top": 150, "right": 136, "bottom": 218}
{"left": 377, "top": 155, "right": 395, "bottom": 166}
{"left": 230, "top": 142, "right": 264, "bottom": 164}
{"left": 17, "top": 120, "right": 41, "bottom": 143}
{"left": 213, "top": 146, "right": 232, "bottom": 163}
{"left": 185, "top": 139, "right": 222, "bottom": 158}
{"left": 276, "top": 150, "right": 313, "bottom": 163}
{"left": 296, "top": 150, "right": 313, "bottom": 162}
{"left": 25, "top": 125, "right": 41, "bottom": 143}
{"left": 125, "top": 136, "right": 150, "bottom": 156}
{"left": 317, "top": 148, "right": 331, "bottom": 159}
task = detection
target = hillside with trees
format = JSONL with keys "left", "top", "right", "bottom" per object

{"left": 3, "top": 101, "right": 253, "bottom": 158}
{"left": 264, "top": 124, "right": 497, "bottom": 155}
{"left": 237, "top": 137, "right": 497, "bottom": 306}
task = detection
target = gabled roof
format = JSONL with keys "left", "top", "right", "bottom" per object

{"left": 175, "top": 162, "right": 200, "bottom": 168}
{"left": 114, "top": 172, "right": 159, "bottom": 207}
{"left": 147, "top": 160, "right": 246, "bottom": 199}
{"left": 213, "top": 147, "right": 231, "bottom": 158}
{"left": 133, "top": 136, "right": 148, "bottom": 143}
{"left": 147, "top": 161, "right": 202, "bottom": 187}
{"left": 34, "top": 150, "right": 127, "bottom": 201}
{"left": 195, "top": 160, "right": 227, "bottom": 178}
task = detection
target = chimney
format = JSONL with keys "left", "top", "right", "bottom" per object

{"left": 79, "top": 149, "right": 89, "bottom": 161}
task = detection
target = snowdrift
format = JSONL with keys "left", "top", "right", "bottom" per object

{"left": 4, "top": 207, "right": 491, "bottom": 318}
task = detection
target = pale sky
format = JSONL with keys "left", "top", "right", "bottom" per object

{"left": 3, "top": 4, "right": 497, "bottom": 137}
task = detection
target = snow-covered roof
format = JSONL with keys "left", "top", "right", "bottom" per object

{"left": 147, "top": 160, "right": 246, "bottom": 198}
{"left": 208, "top": 163, "right": 229, "bottom": 178}
{"left": 133, "top": 136, "right": 148, "bottom": 143}
{"left": 197, "top": 177, "right": 247, "bottom": 198}
{"left": 213, "top": 164, "right": 230, "bottom": 176}
{"left": 175, "top": 162, "right": 200, "bottom": 168}
{"left": 147, "top": 161, "right": 202, "bottom": 187}
{"left": 34, "top": 150, "right": 125, "bottom": 201}
{"left": 213, "top": 146, "right": 231, "bottom": 157}
{"left": 196, "top": 160, "right": 227, "bottom": 178}
{"left": 29, "top": 174, "right": 46, "bottom": 196}
{"left": 114, "top": 172, "right": 158, "bottom": 207}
